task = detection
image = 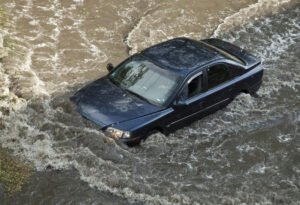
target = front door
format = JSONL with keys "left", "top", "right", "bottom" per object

{"left": 168, "top": 71, "right": 207, "bottom": 129}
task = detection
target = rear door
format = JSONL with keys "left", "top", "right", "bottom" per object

{"left": 202, "top": 63, "right": 241, "bottom": 113}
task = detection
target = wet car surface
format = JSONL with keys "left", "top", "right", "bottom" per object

{"left": 71, "top": 37, "right": 263, "bottom": 145}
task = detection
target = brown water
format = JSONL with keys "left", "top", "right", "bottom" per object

{"left": 0, "top": 0, "right": 299, "bottom": 204}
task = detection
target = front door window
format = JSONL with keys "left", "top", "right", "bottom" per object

{"left": 179, "top": 73, "right": 204, "bottom": 101}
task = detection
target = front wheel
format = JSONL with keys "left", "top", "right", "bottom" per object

{"left": 249, "top": 91, "right": 259, "bottom": 98}
{"left": 125, "top": 138, "right": 142, "bottom": 147}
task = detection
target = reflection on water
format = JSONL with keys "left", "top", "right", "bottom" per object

{"left": 0, "top": 0, "right": 299, "bottom": 204}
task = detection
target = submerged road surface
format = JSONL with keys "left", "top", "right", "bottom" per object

{"left": 0, "top": 0, "right": 299, "bottom": 204}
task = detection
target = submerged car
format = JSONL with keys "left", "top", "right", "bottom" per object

{"left": 71, "top": 37, "right": 263, "bottom": 146}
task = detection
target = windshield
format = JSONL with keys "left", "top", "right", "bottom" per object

{"left": 108, "top": 56, "right": 181, "bottom": 106}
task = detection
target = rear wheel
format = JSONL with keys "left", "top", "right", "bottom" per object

{"left": 242, "top": 86, "right": 260, "bottom": 98}
{"left": 248, "top": 81, "right": 262, "bottom": 97}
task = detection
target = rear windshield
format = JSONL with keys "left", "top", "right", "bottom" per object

{"left": 200, "top": 41, "right": 245, "bottom": 65}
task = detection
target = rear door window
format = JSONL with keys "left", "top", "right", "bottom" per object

{"left": 207, "top": 64, "right": 232, "bottom": 90}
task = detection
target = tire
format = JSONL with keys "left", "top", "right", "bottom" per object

{"left": 126, "top": 138, "right": 141, "bottom": 147}
{"left": 249, "top": 91, "right": 259, "bottom": 98}
{"left": 249, "top": 81, "right": 262, "bottom": 97}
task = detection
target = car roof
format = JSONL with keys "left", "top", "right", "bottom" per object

{"left": 140, "top": 37, "right": 225, "bottom": 75}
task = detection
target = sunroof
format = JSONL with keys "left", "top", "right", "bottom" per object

{"left": 141, "top": 38, "right": 221, "bottom": 71}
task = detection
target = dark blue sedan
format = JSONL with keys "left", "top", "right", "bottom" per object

{"left": 71, "top": 38, "right": 263, "bottom": 146}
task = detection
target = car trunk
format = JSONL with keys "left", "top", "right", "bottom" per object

{"left": 202, "top": 38, "right": 261, "bottom": 70}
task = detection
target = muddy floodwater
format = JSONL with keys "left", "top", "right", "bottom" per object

{"left": 0, "top": 0, "right": 299, "bottom": 204}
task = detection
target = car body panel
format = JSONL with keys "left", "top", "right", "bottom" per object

{"left": 113, "top": 108, "right": 173, "bottom": 134}
{"left": 110, "top": 63, "right": 263, "bottom": 138}
{"left": 75, "top": 77, "right": 163, "bottom": 128}
{"left": 202, "top": 38, "right": 260, "bottom": 69}
{"left": 141, "top": 38, "right": 224, "bottom": 74}
{"left": 71, "top": 37, "right": 263, "bottom": 145}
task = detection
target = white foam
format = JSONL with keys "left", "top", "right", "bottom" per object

{"left": 212, "top": 0, "right": 292, "bottom": 38}
{"left": 1, "top": 0, "right": 299, "bottom": 204}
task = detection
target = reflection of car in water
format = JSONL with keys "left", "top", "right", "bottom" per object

{"left": 71, "top": 37, "right": 263, "bottom": 146}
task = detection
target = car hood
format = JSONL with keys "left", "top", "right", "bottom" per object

{"left": 74, "top": 77, "right": 162, "bottom": 128}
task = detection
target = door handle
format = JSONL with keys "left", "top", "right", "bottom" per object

{"left": 198, "top": 101, "right": 203, "bottom": 107}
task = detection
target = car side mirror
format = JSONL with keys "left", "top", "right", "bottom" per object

{"left": 106, "top": 63, "right": 114, "bottom": 72}
{"left": 173, "top": 99, "right": 186, "bottom": 107}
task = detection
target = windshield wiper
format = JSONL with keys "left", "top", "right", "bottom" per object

{"left": 108, "top": 77, "right": 121, "bottom": 87}
{"left": 108, "top": 77, "right": 157, "bottom": 106}
{"left": 125, "top": 89, "right": 153, "bottom": 105}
